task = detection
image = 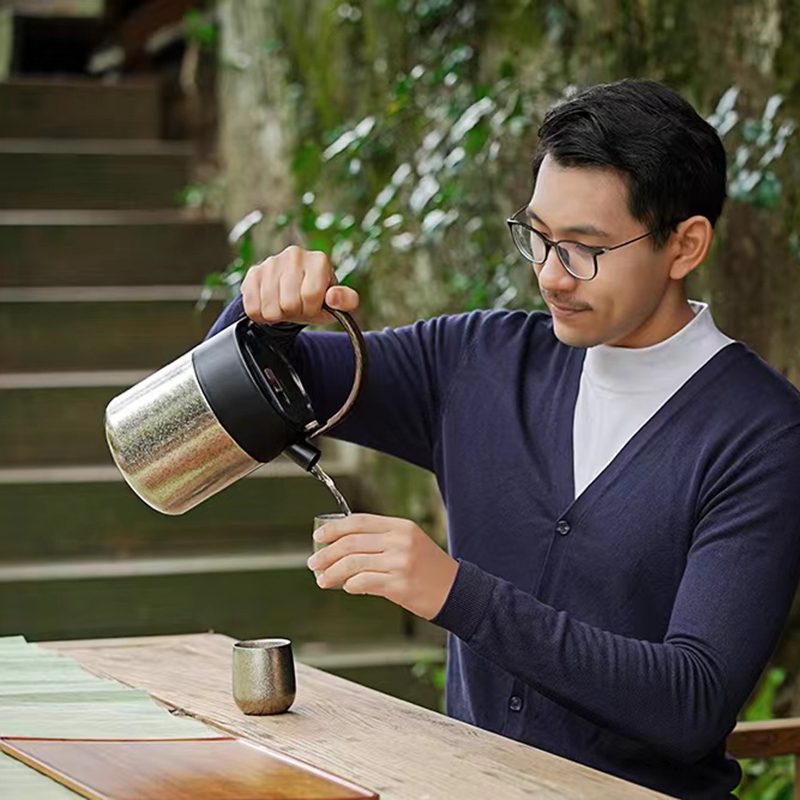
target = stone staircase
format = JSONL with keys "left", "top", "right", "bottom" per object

{"left": 0, "top": 77, "right": 442, "bottom": 709}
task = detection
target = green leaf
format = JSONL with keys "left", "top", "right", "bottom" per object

{"left": 184, "top": 10, "right": 217, "bottom": 49}
{"left": 742, "top": 119, "right": 763, "bottom": 144}
{"left": 498, "top": 57, "right": 516, "bottom": 80}
{"left": 228, "top": 210, "right": 264, "bottom": 246}
{"left": 262, "top": 38, "right": 281, "bottom": 55}
{"left": 291, "top": 143, "right": 322, "bottom": 179}
{"left": 464, "top": 123, "right": 490, "bottom": 155}
{"left": 752, "top": 172, "right": 782, "bottom": 209}
{"left": 239, "top": 234, "right": 255, "bottom": 267}
{"left": 744, "top": 667, "right": 786, "bottom": 722}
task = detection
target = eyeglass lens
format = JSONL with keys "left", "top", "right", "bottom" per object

{"left": 511, "top": 225, "right": 596, "bottom": 279}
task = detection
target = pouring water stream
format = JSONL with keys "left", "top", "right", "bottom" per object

{"left": 310, "top": 463, "right": 352, "bottom": 516}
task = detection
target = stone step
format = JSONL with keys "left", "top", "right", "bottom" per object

{"left": 0, "top": 210, "right": 230, "bottom": 286}
{"left": 0, "top": 140, "right": 193, "bottom": 209}
{"left": 0, "top": 553, "right": 406, "bottom": 645}
{"left": 0, "top": 373, "right": 342, "bottom": 466}
{"left": 0, "top": 292, "right": 225, "bottom": 372}
{"left": 0, "top": 464, "right": 363, "bottom": 561}
{"left": 6, "top": 1, "right": 104, "bottom": 17}
{"left": 0, "top": 79, "right": 160, "bottom": 139}
{"left": 0, "top": 378, "right": 122, "bottom": 465}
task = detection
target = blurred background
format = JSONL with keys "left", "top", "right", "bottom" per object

{"left": 0, "top": 0, "right": 799, "bottom": 794}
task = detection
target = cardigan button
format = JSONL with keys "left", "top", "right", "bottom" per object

{"left": 556, "top": 519, "right": 571, "bottom": 536}
{"left": 509, "top": 695, "right": 523, "bottom": 712}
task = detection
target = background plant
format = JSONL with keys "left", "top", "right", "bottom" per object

{"left": 207, "top": 0, "right": 553, "bottom": 324}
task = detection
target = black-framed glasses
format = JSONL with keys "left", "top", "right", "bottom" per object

{"left": 506, "top": 206, "right": 654, "bottom": 281}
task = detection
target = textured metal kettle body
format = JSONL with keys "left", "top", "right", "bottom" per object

{"left": 104, "top": 307, "right": 366, "bottom": 516}
{"left": 105, "top": 351, "right": 259, "bottom": 515}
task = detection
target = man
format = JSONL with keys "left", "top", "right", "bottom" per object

{"left": 206, "top": 79, "right": 800, "bottom": 798}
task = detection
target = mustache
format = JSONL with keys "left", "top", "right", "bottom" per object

{"left": 542, "top": 291, "right": 592, "bottom": 312}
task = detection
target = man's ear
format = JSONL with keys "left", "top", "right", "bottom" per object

{"left": 668, "top": 216, "right": 714, "bottom": 280}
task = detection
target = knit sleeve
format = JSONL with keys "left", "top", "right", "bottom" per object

{"left": 205, "top": 294, "right": 479, "bottom": 471}
{"left": 432, "top": 424, "right": 800, "bottom": 763}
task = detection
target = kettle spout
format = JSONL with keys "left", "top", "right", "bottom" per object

{"left": 285, "top": 440, "right": 322, "bottom": 472}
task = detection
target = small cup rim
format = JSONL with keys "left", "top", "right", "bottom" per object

{"left": 233, "top": 638, "right": 292, "bottom": 650}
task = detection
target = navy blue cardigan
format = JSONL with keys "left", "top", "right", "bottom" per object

{"left": 208, "top": 299, "right": 800, "bottom": 799}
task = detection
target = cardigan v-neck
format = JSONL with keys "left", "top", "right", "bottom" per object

{"left": 557, "top": 340, "right": 743, "bottom": 532}
{"left": 207, "top": 298, "right": 800, "bottom": 800}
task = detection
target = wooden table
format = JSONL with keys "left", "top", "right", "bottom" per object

{"left": 42, "top": 633, "right": 669, "bottom": 800}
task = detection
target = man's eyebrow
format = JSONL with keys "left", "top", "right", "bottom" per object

{"left": 525, "top": 207, "right": 610, "bottom": 239}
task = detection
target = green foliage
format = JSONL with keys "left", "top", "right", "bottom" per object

{"left": 207, "top": 79, "right": 796, "bottom": 318}
{"left": 743, "top": 667, "right": 787, "bottom": 723}
{"left": 708, "top": 88, "right": 796, "bottom": 209}
{"left": 176, "top": 181, "right": 223, "bottom": 211}
{"left": 184, "top": 8, "right": 218, "bottom": 51}
{"left": 296, "top": 5, "right": 542, "bottom": 316}
{"left": 207, "top": 0, "right": 549, "bottom": 318}
{"left": 735, "top": 667, "right": 794, "bottom": 799}
{"left": 204, "top": 2, "right": 797, "bottom": 324}
{"left": 306, "top": 65, "right": 538, "bottom": 311}
{"left": 198, "top": 210, "right": 262, "bottom": 309}
{"left": 411, "top": 656, "right": 447, "bottom": 714}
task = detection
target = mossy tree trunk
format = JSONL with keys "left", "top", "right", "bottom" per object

{"left": 216, "top": 0, "right": 299, "bottom": 254}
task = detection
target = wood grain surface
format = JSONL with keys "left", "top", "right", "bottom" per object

{"left": 43, "top": 634, "right": 670, "bottom": 800}
{"left": 727, "top": 717, "right": 800, "bottom": 758}
{"left": 0, "top": 737, "right": 378, "bottom": 800}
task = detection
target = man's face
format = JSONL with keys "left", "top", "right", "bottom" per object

{"left": 528, "top": 154, "right": 676, "bottom": 349}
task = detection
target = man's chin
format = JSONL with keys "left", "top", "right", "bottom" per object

{"left": 551, "top": 316, "right": 603, "bottom": 349}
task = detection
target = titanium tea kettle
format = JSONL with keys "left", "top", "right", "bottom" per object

{"left": 104, "top": 305, "right": 366, "bottom": 515}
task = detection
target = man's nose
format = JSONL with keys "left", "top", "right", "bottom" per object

{"left": 536, "top": 247, "right": 578, "bottom": 294}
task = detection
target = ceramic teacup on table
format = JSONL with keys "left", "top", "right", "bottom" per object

{"left": 232, "top": 638, "right": 296, "bottom": 715}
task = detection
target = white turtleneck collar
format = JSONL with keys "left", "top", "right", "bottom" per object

{"left": 582, "top": 301, "right": 733, "bottom": 395}
{"left": 573, "top": 301, "right": 734, "bottom": 498}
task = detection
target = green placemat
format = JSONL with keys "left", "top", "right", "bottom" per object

{"left": 0, "top": 635, "right": 220, "bottom": 799}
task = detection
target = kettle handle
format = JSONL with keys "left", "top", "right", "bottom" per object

{"left": 306, "top": 302, "right": 367, "bottom": 438}
{"left": 240, "top": 302, "right": 367, "bottom": 438}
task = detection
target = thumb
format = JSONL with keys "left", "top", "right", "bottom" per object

{"left": 325, "top": 285, "right": 360, "bottom": 312}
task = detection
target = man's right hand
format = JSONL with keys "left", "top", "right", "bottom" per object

{"left": 241, "top": 245, "right": 360, "bottom": 326}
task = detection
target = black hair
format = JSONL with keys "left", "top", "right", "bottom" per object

{"left": 532, "top": 79, "right": 727, "bottom": 247}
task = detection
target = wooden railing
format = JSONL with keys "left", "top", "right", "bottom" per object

{"left": 729, "top": 718, "right": 800, "bottom": 800}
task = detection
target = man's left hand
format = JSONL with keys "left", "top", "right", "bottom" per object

{"left": 306, "top": 513, "right": 458, "bottom": 620}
